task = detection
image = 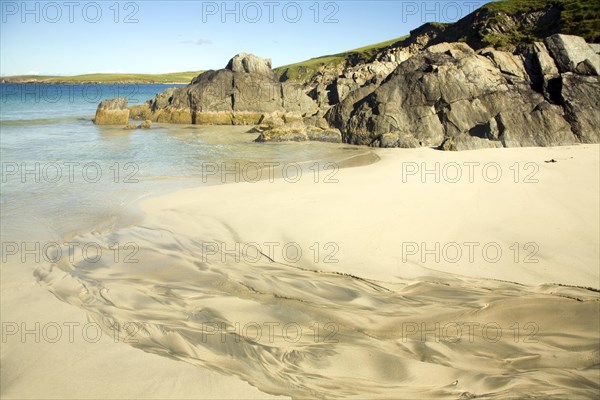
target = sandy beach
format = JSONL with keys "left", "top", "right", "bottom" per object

{"left": 2, "top": 144, "right": 598, "bottom": 399}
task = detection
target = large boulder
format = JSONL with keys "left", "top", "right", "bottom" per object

{"left": 132, "top": 54, "right": 317, "bottom": 125}
{"left": 94, "top": 98, "right": 129, "bottom": 125}
{"left": 545, "top": 34, "right": 600, "bottom": 75}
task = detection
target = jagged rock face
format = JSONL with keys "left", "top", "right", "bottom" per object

{"left": 130, "top": 54, "right": 317, "bottom": 125}
{"left": 327, "top": 42, "right": 584, "bottom": 149}
{"left": 94, "top": 98, "right": 129, "bottom": 125}
{"left": 559, "top": 74, "right": 600, "bottom": 143}
{"left": 545, "top": 34, "right": 600, "bottom": 75}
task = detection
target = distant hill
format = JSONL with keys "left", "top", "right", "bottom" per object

{"left": 0, "top": 71, "right": 204, "bottom": 84}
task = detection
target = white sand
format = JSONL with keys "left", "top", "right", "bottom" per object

{"left": 2, "top": 144, "right": 599, "bottom": 398}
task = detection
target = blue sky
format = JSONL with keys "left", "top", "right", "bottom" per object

{"left": 1, "top": 0, "right": 490, "bottom": 76}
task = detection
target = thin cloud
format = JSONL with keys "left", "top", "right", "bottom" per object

{"left": 180, "top": 38, "right": 212, "bottom": 46}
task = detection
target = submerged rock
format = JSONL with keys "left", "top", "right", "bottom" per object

{"left": 137, "top": 120, "right": 152, "bottom": 129}
{"left": 254, "top": 127, "right": 308, "bottom": 142}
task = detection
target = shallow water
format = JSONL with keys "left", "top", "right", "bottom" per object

{"left": 0, "top": 84, "right": 375, "bottom": 242}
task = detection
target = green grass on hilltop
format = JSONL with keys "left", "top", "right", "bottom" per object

{"left": 275, "top": 36, "right": 407, "bottom": 83}
{"left": 2, "top": 71, "right": 204, "bottom": 84}
{"left": 484, "top": 0, "right": 600, "bottom": 42}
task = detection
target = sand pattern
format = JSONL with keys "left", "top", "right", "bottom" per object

{"left": 36, "top": 223, "right": 599, "bottom": 399}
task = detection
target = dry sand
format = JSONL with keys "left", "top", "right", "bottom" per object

{"left": 2, "top": 144, "right": 599, "bottom": 398}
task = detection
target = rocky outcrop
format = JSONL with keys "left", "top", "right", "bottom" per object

{"left": 252, "top": 111, "right": 341, "bottom": 143}
{"left": 254, "top": 126, "right": 341, "bottom": 143}
{"left": 326, "top": 40, "right": 598, "bottom": 149}
{"left": 127, "top": 53, "right": 317, "bottom": 126}
{"left": 94, "top": 98, "right": 129, "bottom": 125}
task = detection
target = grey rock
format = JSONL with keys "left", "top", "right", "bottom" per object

{"left": 324, "top": 84, "right": 379, "bottom": 143}
{"left": 282, "top": 83, "right": 318, "bottom": 114}
{"left": 545, "top": 34, "right": 599, "bottom": 75}
{"left": 427, "top": 42, "right": 475, "bottom": 58}
{"left": 559, "top": 74, "right": 600, "bottom": 143}
{"left": 518, "top": 41, "right": 561, "bottom": 99}
{"left": 480, "top": 48, "right": 528, "bottom": 80}
{"left": 532, "top": 42, "right": 560, "bottom": 77}
{"left": 496, "top": 103, "right": 575, "bottom": 147}
{"left": 576, "top": 59, "right": 599, "bottom": 76}
{"left": 439, "top": 134, "right": 502, "bottom": 151}
{"left": 328, "top": 42, "right": 582, "bottom": 149}
{"left": 378, "top": 132, "right": 421, "bottom": 148}
{"left": 226, "top": 53, "right": 276, "bottom": 79}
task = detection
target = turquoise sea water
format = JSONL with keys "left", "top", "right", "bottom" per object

{"left": 0, "top": 84, "right": 370, "bottom": 242}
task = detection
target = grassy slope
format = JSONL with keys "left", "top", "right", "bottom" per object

{"left": 274, "top": 36, "right": 407, "bottom": 83}
{"left": 484, "top": 0, "right": 600, "bottom": 42}
{"left": 1, "top": 71, "right": 204, "bottom": 84}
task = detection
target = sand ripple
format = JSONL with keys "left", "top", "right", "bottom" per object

{"left": 35, "top": 225, "right": 599, "bottom": 399}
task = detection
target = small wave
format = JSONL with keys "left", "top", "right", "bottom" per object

{"left": 0, "top": 116, "right": 82, "bottom": 126}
